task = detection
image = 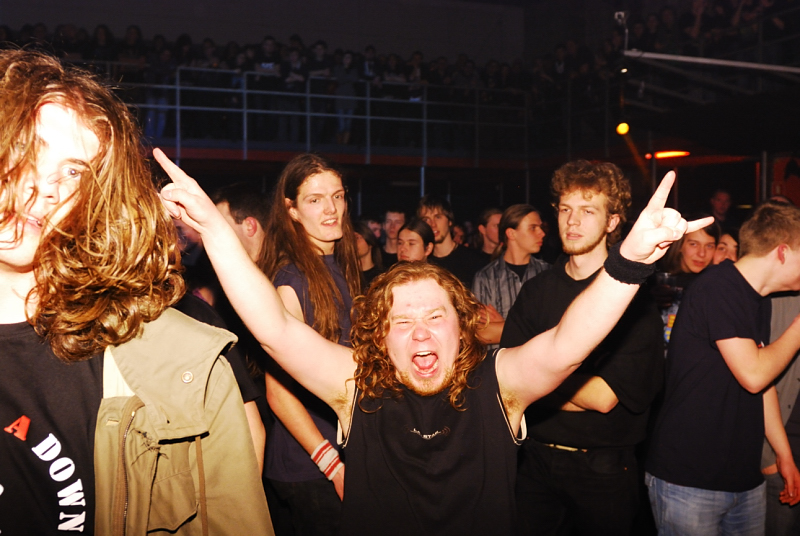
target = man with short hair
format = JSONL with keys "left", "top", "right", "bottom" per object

{"left": 646, "top": 201, "right": 800, "bottom": 534}
{"left": 212, "top": 181, "right": 269, "bottom": 262}
{"left": 159, "top": 150, "right": 707, "bottom": 535}
{"left": 418, "top": 194, "right": 483, "bottom": 286}
{"left": 381, "top": 208, "right": 406, "bottom": 267}
{"left": 501, "top": 160, "right": 665, "bottom": 536}
{"left": 474, "top": 204, "right": 549, "bottom": 320}
{"left": 476, "top": 207, "right": 503, "bottom": 264}
{"left": 710, "top": 188, "right": 740, "bottom": 233}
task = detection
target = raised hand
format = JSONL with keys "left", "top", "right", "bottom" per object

{"left": 154, "top": 148, "right": 224, "bottom": 237}
{"left": 619, "top": 171, "right": 714, "bottom": 264}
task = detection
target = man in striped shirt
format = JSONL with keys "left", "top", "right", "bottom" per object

{"left": 472, "top": 204, "right": 550, "bottom": 346}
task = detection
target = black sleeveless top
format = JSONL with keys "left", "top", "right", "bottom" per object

{"left": 340, "top": 350, "right": 523, "bottom": 535}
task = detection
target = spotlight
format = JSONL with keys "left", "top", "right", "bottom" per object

{"left": 645, "top": 151, "right": 690, "bottom": 159}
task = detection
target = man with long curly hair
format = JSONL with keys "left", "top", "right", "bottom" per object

{"left": 0, "top": 51, "right": 271, "bottom": 534}
{"left": 159, "top": 144, "right": 710, "bottom": 534}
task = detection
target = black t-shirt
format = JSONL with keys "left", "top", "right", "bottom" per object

{"left": 506, "top": 262, "right": 528, "bottom": 281}
{"left": 340, "top": 350, "right": 521, "bottom": 536}
{"left": 428, "top": 244, "right": 485, "bottom": 288}
{"left": 382, "top": 249, "right": 398, "bottom": 269}
{"left": 0, "top": 322, "right": 102, "bottom": 535}
{"left": 646, "top": 261, "right": 770, "bottom": 492}
{"left": 500, "top": 256, "right": 664, "bottom": 448}
{"left": 361, "top": 265, "right": 384, "bottom": 287}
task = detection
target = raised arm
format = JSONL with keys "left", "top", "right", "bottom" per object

{"left": 155, "top": 149, "right": 355, "bottom": 414}
{"left": 498, "top": 172, "right": 712, "bottom": 417}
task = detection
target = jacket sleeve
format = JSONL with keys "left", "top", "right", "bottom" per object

{"left": 194, "top": 354, "right": 274, "bottom": 535}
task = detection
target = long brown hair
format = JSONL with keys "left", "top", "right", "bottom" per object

{"left": 258, "top": 154, "right": 360, "bottom": 342}
{"left": 0, "top": 50, "right": 183, "bottom": 361}
{"left": 351, "top": 262, "right": 486, "bottom": 410}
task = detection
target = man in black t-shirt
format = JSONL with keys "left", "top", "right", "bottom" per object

{"left": 646, "top": 202, "right": 800, "bottom": 535}
{"left": 417, "top": 194, "right": 483, "bottom": 287}
{"left": 381, "top": 208, "right": 406, "bottom": 268}
{"left": 501, "top": 160, "right": 664, "bottom": 536}
{"left": 161, "top": 147, "right": 710, "bottom": 534}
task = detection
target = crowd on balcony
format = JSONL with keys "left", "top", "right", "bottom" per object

{"left": 1, "top": 0, "right": 797, "bottom": 148}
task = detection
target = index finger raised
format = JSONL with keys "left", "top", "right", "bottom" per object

{"left": 153, "top": 148, "right": 197, "bottom": 189}
{"left": 645, "top": 171, "right": 676, "bottom": 212}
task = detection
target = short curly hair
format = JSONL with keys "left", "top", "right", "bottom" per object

{"left": 351, "top": 262, "right": 486, "bottom": 411}
{"left": 551, "top": 160, "right": 631, "bottom": 244}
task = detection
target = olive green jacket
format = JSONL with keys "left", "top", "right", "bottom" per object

{"left": 94, "top": 308, "right": 273, "bottom": 535}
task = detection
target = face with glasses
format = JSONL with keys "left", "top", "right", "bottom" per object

{"left": 0, "top": 103, "right": 99, "bottom": 274}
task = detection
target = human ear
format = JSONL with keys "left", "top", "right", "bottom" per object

{"left": 606, "top": 213, "right": 621, "bottom": 234}
{"left": 244, "top": 216, "right": 258, "bottom": 237}
{"left": 285, "top": 198, "right": 299, "bottom": 221}
{"left": 777, "top": 243, "right": 788, "bottom": 263}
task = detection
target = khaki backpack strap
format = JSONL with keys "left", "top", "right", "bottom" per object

{"left": 195, "top": 436, "right": 209, "bottom": 536}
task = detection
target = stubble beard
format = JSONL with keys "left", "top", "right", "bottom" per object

{"left": 397, "top": 365, "right": 456, "bottom": 397}
{"left": 561, "top": 230, "right": 607, "bottom": 256}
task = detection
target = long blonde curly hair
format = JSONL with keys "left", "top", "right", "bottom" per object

{"left": 0, "top": 50, "right": 183, "bottom": 361}
{"left": 351, "top": 262, "right": 486, "bottom": 411}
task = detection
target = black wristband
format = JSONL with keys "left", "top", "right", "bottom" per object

{"left": 604, "top": 243, "right": 655, "bottom": 285}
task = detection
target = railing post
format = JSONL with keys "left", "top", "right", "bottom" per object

{"left": 243, "top": 73, "right": 248, "bottom": 160}
{"left": 524, "top": 93, "right": 530, "bottom": 204}
{"left": 474, "top": 86, "right": 480, "bottom": 168}
{"left": 757, "top": 17, "right": 764, "bottom": 92}
{"left": 604, "top": 78, "right": 610, "bottom": 158}
{"left": 566, "top": 78, "right": 572, "bottom": 161}
{"left": 176, "top": 67, "right": 182, "bottom": 165}
{"left": 422, "top": 85, "right": 428, "bottom": 168}
{"left": 306, "top": 78, "right": 312, "bottom": 152}
{"left": 366, "top": 82, "right": 372, "bottom": 165}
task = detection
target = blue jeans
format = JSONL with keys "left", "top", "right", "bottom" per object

{"left": 646, "top": 473, "right": 766, "bottom": 536}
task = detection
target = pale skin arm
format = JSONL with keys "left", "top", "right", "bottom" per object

{"left": 717, "top": 314, "right": 800, "bottom": 394}
{"left": 243, "top": 401, "right": 266, "bottom": 474}
{"left": 497, "top": 172, "right": 713, "bottom": 430}
{"left": 266, "top": 285, "right": 345, "bottom": 500}
{"left": 156, "top": 149, "right": 356, "bottom": 426}
{"left": 763, "top": 385, "right": 800, "bottom": 505}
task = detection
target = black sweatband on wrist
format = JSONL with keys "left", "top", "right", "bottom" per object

{"left": 604, "top": 243, "right": 655, "bottom": 285}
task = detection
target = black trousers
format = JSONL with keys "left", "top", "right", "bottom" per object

{"left": 269, "top": 477, "right": 341, "bottom": 536}
{"left": 516, "top": 440, "right": 639, "bottom": 536}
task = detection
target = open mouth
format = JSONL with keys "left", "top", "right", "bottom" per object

{"left": 25, "top": 215, "right": 43, "bottom": 230}
{"left": 412, "top": 351, "right": 439, "bottom": 377}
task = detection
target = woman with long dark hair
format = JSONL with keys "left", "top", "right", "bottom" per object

{"left": 258, "top": 153, "right": 360, "bottom": 536}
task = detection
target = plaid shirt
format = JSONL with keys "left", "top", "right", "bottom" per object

{"left": 472, "top": 255, "right": 550, "bottom": 319}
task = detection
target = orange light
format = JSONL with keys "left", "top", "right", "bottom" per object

{"left": 654, "top": 151, "right": 690, "bottom": 159}
{"left": 616, "top": 122, "right": 630, "bottom": 135}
